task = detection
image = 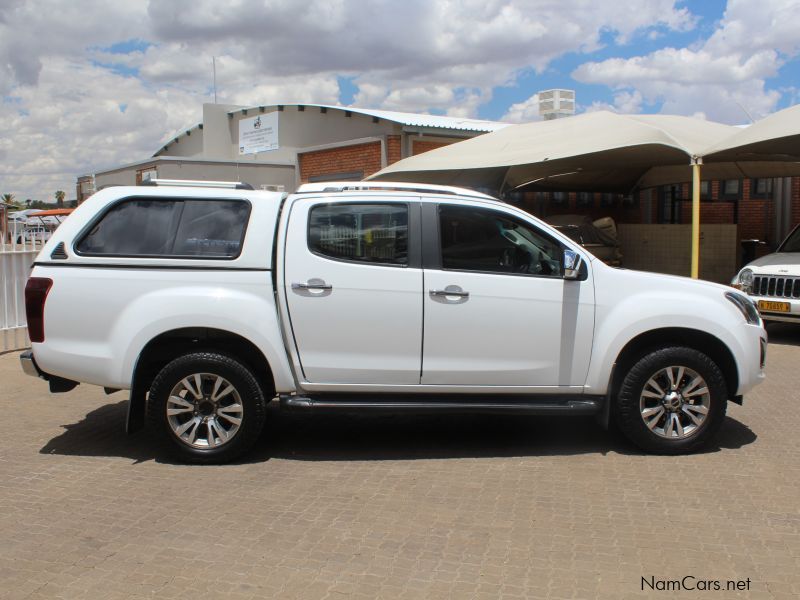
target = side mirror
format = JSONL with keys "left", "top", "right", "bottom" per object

{"left": 564, "top": 249, "right": 583, "bottom": 280}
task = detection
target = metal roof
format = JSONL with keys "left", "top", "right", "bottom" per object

{"left": 228, "top": 103, "right": 508, "bottom": 133}
{"left": 154, "top": 104, "right": 507, "bottom": 156}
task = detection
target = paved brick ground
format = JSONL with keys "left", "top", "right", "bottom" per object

{"left": 1, "top": 326, "right": 799, "bottom": 599}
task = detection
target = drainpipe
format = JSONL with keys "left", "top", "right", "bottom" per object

{"left": 782, "top": 177, "right": 793, "bottom": 241}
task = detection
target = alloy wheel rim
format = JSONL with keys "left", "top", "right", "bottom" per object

{"left": 166, "top": 373, "right": 243, "bottom": 449}
{"left": 639, "top": 366, "right": 710, "bottom": 439}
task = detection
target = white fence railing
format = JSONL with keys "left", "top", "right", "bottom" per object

{"left": 1, "top": 233, "right": 43, "bottom": 352}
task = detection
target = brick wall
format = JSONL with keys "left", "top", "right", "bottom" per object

{"left": 387, "top": 135, "right": 401, "bottom": 165}
{"left": 515, "top": 191, "right": 647, "bottom": 224}
{"left": 298, "top": 141, "right": 382, "bottom": 183}
{"left": 412, "top": 140, "right": 451, "bottom": 155}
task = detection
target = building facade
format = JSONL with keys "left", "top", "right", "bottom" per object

{"left": 77, "top": 104, "right": 799, "bottom": 279}
{"left": 77, "top": 103, "right": 507, "bottom": 202}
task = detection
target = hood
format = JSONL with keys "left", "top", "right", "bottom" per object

{"left": 604, "top": 264, "right": 734, "bottom": 297}
{"left": 745, "top": 252, "right": 800, "bottom": 272}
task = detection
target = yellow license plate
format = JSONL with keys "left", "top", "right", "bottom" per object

{"left": 758, "top": 300, "right": 791, "bottom": 313}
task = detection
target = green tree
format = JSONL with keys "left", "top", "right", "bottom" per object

{"left": 1, "top": 193, "right": 14, "bottom": 204}
{"left": 54, "top": 190, "right": 65, "bottom": 208}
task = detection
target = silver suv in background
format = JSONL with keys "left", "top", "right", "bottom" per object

{"left": 733, "top": 224, "right": 800, "bottom": 324}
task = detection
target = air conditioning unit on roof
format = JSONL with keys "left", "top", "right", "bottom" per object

{"left": 538, "top": 89, "right": 576, "bottom": 121}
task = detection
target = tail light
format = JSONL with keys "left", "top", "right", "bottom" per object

{"left": 25, "top": 277, "right": 53, "bottom": 343}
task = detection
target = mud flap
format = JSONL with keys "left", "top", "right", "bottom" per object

{"left": 125, "top": 380, "right": 146, "bottom": 434}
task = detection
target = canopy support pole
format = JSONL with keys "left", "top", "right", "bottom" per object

{"left": 691, "top": 158, "right": 702, "bottom": 279}
{"left": 498, "top": 168, "right": 511, "bottom": 199}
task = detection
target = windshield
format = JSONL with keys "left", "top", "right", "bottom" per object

{"left": 779, "top": 225, "right": 800, "bottom": 252}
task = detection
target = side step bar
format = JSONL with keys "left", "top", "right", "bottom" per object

{"left": 280, "top": 395, "right": 602, "bottom": 416}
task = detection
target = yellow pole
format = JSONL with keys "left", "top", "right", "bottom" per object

{"left": 691, "top": 159, "right": 702, "bottom": 279}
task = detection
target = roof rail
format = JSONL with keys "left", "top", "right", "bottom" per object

{"left": 140, "top": 179, "right": 255, "bottom": 190}
{"left": 295, "top": 181, "right": 496, "bottom": 200}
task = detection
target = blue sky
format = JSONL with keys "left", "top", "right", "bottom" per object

{"left": 481, "top": 1, "right": 732, "bottom": 119}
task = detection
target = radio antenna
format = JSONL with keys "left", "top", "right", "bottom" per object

{"left": 212, "top": 57, "right": 217, "bottom": 104}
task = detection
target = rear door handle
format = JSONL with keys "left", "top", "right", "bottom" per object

{"left": 430, "top": 287, "right": 469, "bottom": 298}
{"left": 292, "top": 279, "right": 332, "bottom": 291}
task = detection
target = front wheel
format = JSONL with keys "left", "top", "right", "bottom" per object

{"left": 615, "top": 347, "right": 728, "bottom": 454}
{"left": 147, "top": 352, "right": 269, "bottom": 464}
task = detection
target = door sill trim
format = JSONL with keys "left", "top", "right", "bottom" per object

{"left": 280, "top": 394, "right": 602, "bottom": 416}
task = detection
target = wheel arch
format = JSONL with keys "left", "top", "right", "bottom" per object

{"left": 609, "top": 327, "right": 738, "bottom": 403}
{"left": 126, "top": 327, "right": 276, "bottom": 433}
{"left": 609, "top": 327, "right": 739, "bottom": 397}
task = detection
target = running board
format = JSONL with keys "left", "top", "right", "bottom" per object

{"left": 280, "top": 395, "right": 602, "bottom": 416}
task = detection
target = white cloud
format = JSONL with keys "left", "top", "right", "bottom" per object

{"left": 0, "top": 0, "right": 731, "bottom": 199}
{"left": 572, "top": 0, "right": 799, "bottom": 123}
{"left": 501, "top": 94, "right": 541, "bottom": 123}
{"left": 584, "top": 90, "right": 645, "bottom": 115}
{"left": 0, "top": 58, "right": 202, "bottom": 201}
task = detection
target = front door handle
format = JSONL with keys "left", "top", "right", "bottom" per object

{"left": 430, "top": 286, "right": 469, "bottom": 298}
{"left": 292, "top": 279, "right": 332, "bottom": 291}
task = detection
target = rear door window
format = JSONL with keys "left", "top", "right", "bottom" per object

{"left": 308, "top": 203, "right": 408, "bottom": 266}
{"left": 76, "top": 198, "right": 250, "bottom": 258}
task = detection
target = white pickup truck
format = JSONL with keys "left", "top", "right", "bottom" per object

{"left": 21, "top": 180, "right": 766, "bottom": 463}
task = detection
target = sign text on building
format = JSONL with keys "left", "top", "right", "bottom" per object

{"left": 239, "top": 112, "right": 279, "bottom": 154}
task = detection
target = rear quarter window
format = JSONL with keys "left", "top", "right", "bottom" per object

{"left": 75, "top": 198, "right": 250, "bottom": 259}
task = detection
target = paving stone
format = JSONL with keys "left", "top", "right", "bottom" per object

{"left": 1, "top": 325, "right": 799, "bottom": 598}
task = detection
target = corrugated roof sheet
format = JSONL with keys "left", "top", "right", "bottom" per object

{"left": 229, "top": 103, "right": 508, "bottom": 132}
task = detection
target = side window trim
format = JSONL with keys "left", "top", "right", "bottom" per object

{"left": 425, "top": 202, "right": 565, "bottom": 279}
{"left": 73, "top": 196, "right": 251, "bottom": 260}
{"left": 305, "top": 200, "right": 421, "bottom": 269}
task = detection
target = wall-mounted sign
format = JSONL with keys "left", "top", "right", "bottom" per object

{"left": 239, "top": 112, "right": 279, "bottom": 154}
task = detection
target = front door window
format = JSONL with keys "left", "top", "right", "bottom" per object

{"left": 439, "top": 205, "right": 562, "bottom": 277}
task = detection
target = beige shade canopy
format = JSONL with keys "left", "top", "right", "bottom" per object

{"left": 370, "top": 107, "right": 800, "bottom": 193}
{"left": 369, "top": 110, "right": 739, "bottom": 193}
{"left": 702, "top": 103, "right": 800, "bottom": 167}
{"left": 369, "top": 104, "right": 800, "bottom": 279}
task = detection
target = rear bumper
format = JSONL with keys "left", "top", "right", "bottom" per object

{"left": 19, "top": 350, "right": 79, "bottom": 393}
{"left": 20, "top": 350, "right": 43, "bottom": 378}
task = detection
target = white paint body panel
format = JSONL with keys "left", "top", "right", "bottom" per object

{"left": 32, "top": 267, "right": 295, "bottom": 391}
{"left": 586, "top": 265, "right": 765, "bottom": 396}
{"left": 282, "top": 196, "right": 423, "bottom": 384}
{"left": 421, "top": 269, "right": 594, "bottom": 386}
{"left": 26, "top": 183, "right": 765, "bottom": 403}
{"left": 29, "top": 185, "right": 296, "bottom": 393}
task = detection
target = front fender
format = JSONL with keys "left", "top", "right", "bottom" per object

{"left": 585, "top": 291, "right": 748, "bottom": 395}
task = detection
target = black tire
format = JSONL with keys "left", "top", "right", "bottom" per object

{"left": 147, "top": 352, "right": 268, "bottom": 464}
{"left": 615, "top": 346, "right": 727, "bottom": 454}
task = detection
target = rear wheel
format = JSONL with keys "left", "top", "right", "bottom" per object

{"left": 147, "top": 352, "right": 268, "bottom": 464}
{"left": 615, "top": 346, "right": 727, "bottom": 454}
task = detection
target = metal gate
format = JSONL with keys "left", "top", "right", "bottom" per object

{"left": 1, "top": 231, "right": 42, "bottom": 352}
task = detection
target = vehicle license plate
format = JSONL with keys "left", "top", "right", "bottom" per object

{"left": 758, "top": 300, "right": 790, "bottom": 313}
